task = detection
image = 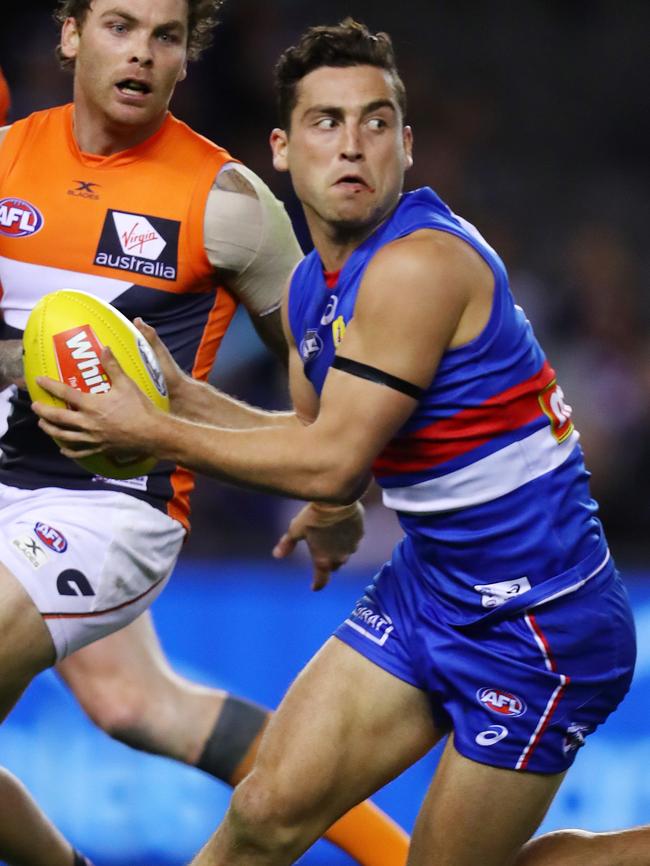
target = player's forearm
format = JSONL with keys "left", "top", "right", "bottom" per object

{"left": 150, "top": 412, "right": 367, "bottom": 504}
{"left": 0, "top": 340, "right": 24, "bottom": 389}
{"left": 171, "top": 377, "right": 296, "bottom": 429}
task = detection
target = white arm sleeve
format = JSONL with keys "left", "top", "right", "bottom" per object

{"left": 203, "top": 162, "right": 303, "bottom": 316}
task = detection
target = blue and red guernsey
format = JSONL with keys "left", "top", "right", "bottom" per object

{"left": 288, "top": 187, "right": 610, "bottom": 624}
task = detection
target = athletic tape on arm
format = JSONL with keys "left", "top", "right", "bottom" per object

{"left": 204, "top": 163, "right": 302, "bottom": 316}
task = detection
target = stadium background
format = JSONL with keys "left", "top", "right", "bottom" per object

{"left": 1, "top": 1, "right": 649, "bottom": 863}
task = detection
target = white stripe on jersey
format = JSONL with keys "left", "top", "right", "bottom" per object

{"left": 0, "top": 255, "right": 132, "bottom": 331}
{"left": 382, "top": 426, "right": 580, "bottom": 513}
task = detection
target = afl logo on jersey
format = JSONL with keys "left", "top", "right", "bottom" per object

{"left": 0, "top": 197, "right": 44, "bottom": 237}
{"left": 34, "top": 522, "right": 68, "bottom": 553}
{"left": 477, "top": 687, "right": 527, "bottom": 717}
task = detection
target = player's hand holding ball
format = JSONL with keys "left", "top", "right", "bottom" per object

{"left": 131, "top": 316, "right": 196, "bottom": 414}
{"left": 24, "top": 289, "right": 169, "bottom": 479}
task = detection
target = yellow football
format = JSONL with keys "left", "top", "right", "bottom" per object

{"left": 23, "top": 289, "right": 169, "bottom": 479}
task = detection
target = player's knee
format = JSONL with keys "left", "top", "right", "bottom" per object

{"left": 227, "top": 772, "right": 310, "bottom": 853}
{"left": 81, "top": 685, "right": 158, "bottom": 752}
{"left": 516, "top": 829, "right": 597, "bottom": 866}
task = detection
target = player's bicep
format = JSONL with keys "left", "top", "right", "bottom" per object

{"left": 306, "top": 234, "right": 479, "bottom": 477}
{"left": 337, "top": 233, "right": 470, "bottom": 393}
{"left": 306, "top": 358, "right": 418, "bottom": 489}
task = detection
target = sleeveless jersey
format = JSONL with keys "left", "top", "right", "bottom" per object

{"left": 0, "top": 104, "right": 239, "bottom": 529}
{"left": 288, "top": 187, "right": 609, "bottom": 624}
{"left": 0, "top": 68, "right": 9, "bottom": 125}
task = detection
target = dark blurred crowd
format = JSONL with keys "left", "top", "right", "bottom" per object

{"left": 2, "top": 1, "right": 648, "bottom": 563}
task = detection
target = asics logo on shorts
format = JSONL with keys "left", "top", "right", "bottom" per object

{"left": 475, "top": 725, "right": 509, "bottom": 746}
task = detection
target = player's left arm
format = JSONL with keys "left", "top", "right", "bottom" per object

{"left": 33, "top": 229, "right": 493, "bottom": 502}
{"left": 140, "top": 163, "right": 300, "bottom": 428}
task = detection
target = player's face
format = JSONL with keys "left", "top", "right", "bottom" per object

{"left": 61, "top": 0, "right": 188, "bottom": 134}
{"left": 271, "top": 65, "right": 413, "bottom": 241}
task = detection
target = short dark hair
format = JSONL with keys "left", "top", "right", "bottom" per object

{"left": 54, "top": 0, "right": 225, "bottom": 67}
{"left": 274, "top": 18, "right": 407, "bottom": 130}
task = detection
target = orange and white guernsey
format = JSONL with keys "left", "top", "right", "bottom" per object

{"left": 0, "top": 104, "right": 239, "bottom": 529}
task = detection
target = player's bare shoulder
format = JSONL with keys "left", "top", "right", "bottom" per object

{"left": 357, "top": 228, "right": 494, "bottom": 350}
{"left": 374, "top": 229, "right": 491, "bottom": 293}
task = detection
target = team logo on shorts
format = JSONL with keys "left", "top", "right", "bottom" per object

{"left": 563, "top": 722, "right": 591, "bottom": 754}
{"left": 57, "top": 569, "right": 95, "bottom": 597}
{"left": 0, "top": 197, "right": 44, "bottom": 237}
{"left": 94, "top": 209, "right": 180, "bottom": 281}
{"left": 34, "top": 522, "right": 68, "bottom": 553}
{"left": 477, "top": 687, "right": 527, "bottom": 717}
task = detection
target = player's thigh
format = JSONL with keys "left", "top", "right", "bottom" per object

{"left": 0, "top": 560, "right": 55, "bottom": 718}
{"left": 58, "top": 611, "right": 167, "bottom": 693}
{"left": 247, "top": 636, "right": 440, "bottom": 821}
{"left": 409, "top": 737, "right": 564, "bottom": 866}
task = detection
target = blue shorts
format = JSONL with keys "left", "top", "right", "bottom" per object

{"left": 335, "top": 541, "right": 636, "bottom": 774}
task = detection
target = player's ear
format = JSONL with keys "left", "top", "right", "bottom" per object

{"left": 177, "top": 59, "right": 188, "bottom": 84}
{"left": 60, "top": 16, "right": 81, "bottom": 61}
{"left": 270, "top": 128, "right": 289, "bottom": 172}
{"left": 403, "top": 125, "right": 414, "bottom": 171}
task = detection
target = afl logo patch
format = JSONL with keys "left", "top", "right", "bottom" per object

{"left": 0, "top": 197, "right": 44, "bottom": 237}
{"left": 34, "top": 522, "right": 68, "bottom": 553}
{"left": 477, "top": 687, "right": 527, "bottom": 717}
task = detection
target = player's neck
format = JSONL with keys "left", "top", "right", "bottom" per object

{"left": 71, "top": 102, "right": 167, "bottom": 157}
{"left": 308, "top": 215, "right": 381, "bottom": 272}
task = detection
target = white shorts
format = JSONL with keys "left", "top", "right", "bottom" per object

{"left": 0, "top": 483, "right": 185, "bottom": 659}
